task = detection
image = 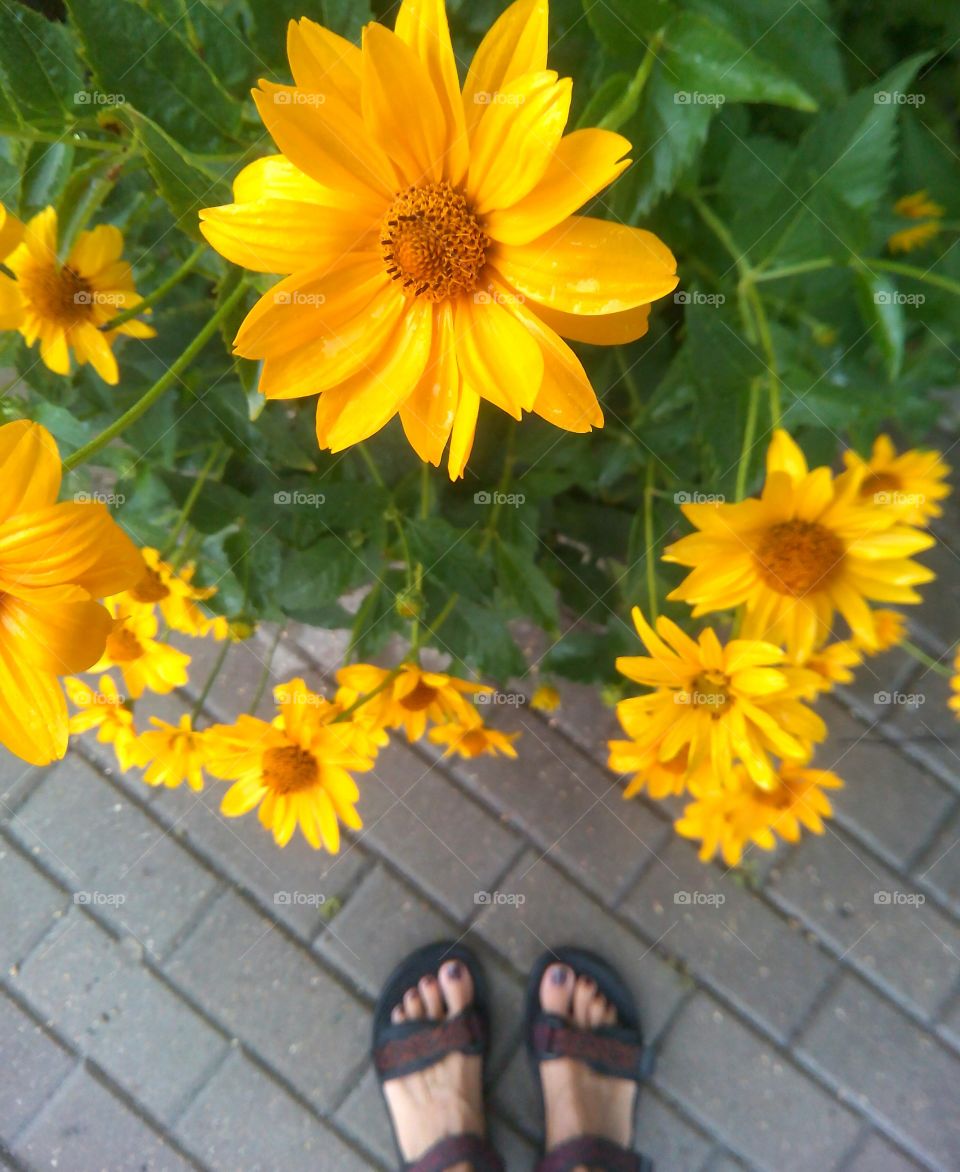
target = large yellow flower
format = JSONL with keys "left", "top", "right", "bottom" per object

{"left": 200, "top": 0, "right": 677, "bottom": 477}
{"left": 0, "top": 422, "right": 144, "bottom": 764}
{"left": 0, "top": 206, "right": 154, "bottom": 383}
{"left": 843, "top": 434, "right": 950, "bottom": 527}
{"left": 65, "top": 674, "right": 141, "bottom": 771}
{"left": 205, "top": 677, "right": 376, "bottom": 850}
{"left": 93, "top": 601, "right": 191, "bottom": 699}
{"left": 612, "top": 608, "right": 824, "bottom": 790}
{"left": 664, "top": 430, "right": 935, "bottom": 656}
{"left": 336, "top": 661, "right": 489, "bottom": 741}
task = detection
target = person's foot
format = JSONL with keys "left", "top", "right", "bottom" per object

{"left": 382, "top": 959, "right": 485, "bottom": 1170}
{"left": 538, "top": 962, "right": 637, "bottom": 1161}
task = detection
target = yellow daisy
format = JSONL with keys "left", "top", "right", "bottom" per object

{"left": 613, "top": 607, "right": 825, "bottom": 791}
{"left": 801, "top": 639, "right": 861, "bottom": 689}
{"left": 126, "top": 547, "right": 227, "bottom": 639}
{"left": 429, "top": 716, "right": 519, "bottom": 758}
{"left": 858, "top": 608, "right": 906, "bottom": 654}
{"left": 664, "top": 429, "right": 935, "bottom": 656}
{"left": 0, "top": 206, "right": 154, "bottom": 383}
{"left": 608, "top": 742, "right": 708, "bottom": 801}
{"left": 93, "top": 602, "right": 191, "bottom": 699}
{"left": 0, "top": 421, "right": 144, "bottom": 764}
{"left": 205, "top": 677, "right": 376, "bottom": 850}
{"left": 888, "top": 190, "right": 944, "bottom": 254}
{"left": 335, "top": 661, "right": 490, "bottom": 742}
{"left": 199, "top": 0, "right": 677, "bottom": 478}
{"left": 893, "top": 191, "right": 945, "bottom": 220}
{"left": 888, "top": 220, "right": 941, "bottom": 254}
{"left": 949, "top": 648, "right": 960, "bottom": 716}
{"left": 843, "top": 434, "right": 950, "bottom": 527}
{"left": 65, "top": 674, "right": 141, "bottom": 771}
{"left": 677, "top": 763, "right": 842, "bottom": 866}
{"left": 530, "top": 683, "right": 560, "bottom": 712}
{"left": 135, "top": 714, "right": 207, "bottom": 791}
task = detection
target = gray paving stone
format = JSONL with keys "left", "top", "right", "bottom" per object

{"left": 914, "top": 804, "right": 960, "bottom": 916}
{"left": 702, "top": 1155, "right": 747, "bottom": 1172}
{"left": 333, "top": 1066, "right": 396, "bottom": 1167}
{"left": 287, "top": 622, "right": 351, "bottom": 676}
{"left": 14, "top": 910, "right": 228, "bottom": 1123}
{"left": 798, "top": 974, "right": 960, "bottom": 1168}
{"left": 771, "top": 830, "right": 960, "bottom": 1017}
{"left": 621, "top": 840, "right": 835, "bottom": 1042}
{"left": 0, "top": 843, "right": 68, "bottom": 973}
{"left": 887, "top": 668, "right": 960, "bottom": 789}
{"left": 488, "top": 1112, "right": 539, "bottom": 1170}
{"left": 656, "top": 993, "right": 860, "bottom": 1172}
{"left": 634, "top": 1088, "right": 713, "bottom": 1171}
{"left": 13, "top": 1066, "right": 193, "bottom": 1172}
{"left": 165, "top": 889, "right": 369, "bottom": 1112}
{"left": 844, "top": 1132, "right": 925, "bottom": 1172}
{"left": 909, "top": 526, "right": 960, "bottom": 653}
{"left": 11, "top": 756, "right": 221, "bottom": 959}
{"left": 473, "top": 852, "right": 689, "bottom": 1044}
{"left": 360, "top": 741, "right": 522, "bottom": 921}
{"left": 835, "top": 646, "right": 918, "bottom": 722}
{"left": 0, "top": 756, "right": 45, "bottom": 817}
{"left": 0, "top": 994, "right": 74, "bottom": 1140}
{"left": 176, "top": 1048, "right": 373, "bottom": 1171}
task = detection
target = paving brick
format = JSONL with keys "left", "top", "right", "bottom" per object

{"left": 333, "top": 1066, "right": 396, "bottom": 1166}
{"left": 702, "top": 1155, "right": 746, "bottom": 1172}
{"left": 886, "top": 668, "right": 960, "bottom": 790}
{"left": 473, "top": 852, "right": 689, "bottom": 1045}
{"left": 656, "top": 993, "right": 860, "bottom": 1171}
{"left": 147, "top": 781, "right": 370, "bottom": 941}
{"left": 11, "top": 756, "right": 221, "bottom": 959}
{"left": 0, "top": 994, "right": 73, "bottom": 1140}
{"left": 181, "top": 629, "right": 313, "bottom": 723}
{"left": 621, "top": 840, "right": 835, "bottom": 1042}
{"left": 176, "top": 1048, "right": 373, "bottom": 1171}
{"left": 835, "top": 646, "right": 917, "bottom": 722}
{"left": 798, "top": 974, "right": 960, "bottom": 1168}
{"left": 844, "top": 1132, "right": 925, "bottom": 1172}
{"left": 13, "top": 1067, "right": 193, "bottom": 1172}
{"left": 166, "top": 889, "right": 368, "bottom": 1112}
{"left": 14, "top": 910, "right": 228, "bottom": 1123}
{"left": 359, "top": 742, "right": 522, "bottom": 920}
{"left": 936, "top": 993, "right": 960, "bottom": 1051}
{"left": 914, "top": 804, "right": 960, "bottom": 916}
{"left": 488, "top": 1113, "right": 539, "bottom": 1170}
{"left": 633, "top": 1088, "right": 713, "bottom": 1171}
{"left": 0, "top": 843, "right": 68, "bottom": 973}
{"left": 771, "top": 830, "right": 960, "bottom": 1017}
{"left": 287, "top": 622, "right": 351, "bottom": 676}
{"left": 909, "top": 526, "right": 960, "bottom": 653}
{"left": 0, "top": 755, "right": 45, "bottom": 816}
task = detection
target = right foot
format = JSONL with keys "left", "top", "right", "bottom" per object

{"left": 538, "top": 962, "right": 638, "bottom": 1161}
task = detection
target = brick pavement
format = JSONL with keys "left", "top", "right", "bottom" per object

{"left": 2, "top": 470, "right": 959, "bottom": 1171}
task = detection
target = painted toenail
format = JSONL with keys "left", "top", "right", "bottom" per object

{"left": 445, "top": 961, "right": 462, "bottom": 979}
{"left": 550, "top": 965, "right": 569, "bottom": 985}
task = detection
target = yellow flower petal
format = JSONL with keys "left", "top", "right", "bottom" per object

{"left": 0, "top": 272, "right": 25, "bottom": 330}
{"left": 0, "top": 204, "right": 25, "bottom": 261}
{"left": 525, "top": 298, "right": 652, "bottom": 345}
{"left": 453, "top": 293, "right": 543, "bottom": 416}
{"left": 1, "top": 587, "right": 114, "bottom": 675}
{"left": 400, "top": 300, "right": 459, "bottom": 465}
{"left": 232, "top": 153, "right": 334, "bottom": 205}
{"left": 67, "top": 224, "right": 123, "bottom": 277}
{"left": 70, "top": 322, "right": 118, "bottom": 385}
{"left": 286, "top": 18, "right": 362, "bottom": 106}
{"left": 0, "top": 420, "right": 62, "bottom": 520}
{"left": 462, "top": 0, "right": 548, "bottom": 134}
{"left": 448, "top": 383, "right": 481, "bottom": 480}
{"left": 0, "top": 639, "right": 67, "bottom": 766}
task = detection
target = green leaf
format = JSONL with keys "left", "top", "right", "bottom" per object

{"left": 583, "top": 0, "right": 671, "bottom": 59}
{"left": 66, "top": 0, "right": 242, "bottom": 154}
{"left": 854, "top": 269, "right": 905, "bottom": 381}
{"left": 0, "top": 1, "right": 81, "bottom": 131}
{"left": 19, "top": 141, "right": 75, "bottom": 216}
{"left": 406, "top": 518, "right": 492, "bottom": 603}
{"left": 496, "top": 539, "right": 560, "bottom": 630}
{"left": 273, "top": 538, "right": 367, "bottom": 623}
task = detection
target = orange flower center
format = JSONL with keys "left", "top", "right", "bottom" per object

{"left": 129, "top": 566, "right": 171, "bottom": 603}
{"left": 689, "top": 672, "right": 730, "bottom": 716}
{"left": 20, "top": 263, "right": 95, "bottom": 326}
{"left": 261, "top": 744, "right": 319, "bottom": 794}
{"left": 106, "top": 625, "right": 145, "bottom": 662}
{"left": 755, "top": 520, "right": 845, "bottom": 597}
{"left": 860, "top": 470, "right": 901, "bottom": 501}
{"left": 460, "top": 729, "right": 488, "bottom": 755}
{"left": 400, "top": 679, "right": 439, "bottom": 711}
{"left": 381, "top": 182, "right": 488, "bottom": 302}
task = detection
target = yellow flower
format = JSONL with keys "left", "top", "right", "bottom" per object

{"left": 136, "top": 714, "right": 207, "bottom": 791}
{"left": 205, "top": 678, "right": 375, "bottom": 850}
{"left": 887, "top": 190, "right": 944, "bottom": 253}
{"left": 126, "top": 547, "right": 227, "bottom": 639}
{"left": 200, "top": 0, "right": 677, "bottom": 478}
{"left": 335, "top": 662, "right": 490, "bottom": 742}
{"left": 802, "top": 640, "right": 862, "bottom": 688}
{"left": 950, "top": 648, "right": 960, "bottom": 717}
{"left": 0, "top": 206, "right": 154, "bottom": 383}
{"left": 608, "top": 743, "right": 707, "bottom": 800}
{"left": 65, "top": 674, "right": 141, "bottom": 771}
{"left": 888, "top": 220, "right": 941, "bottom": 254}
{"left": 531, "top": 683, "right": 560, "bottom": 712}
{"left": 0, "top": 421, "right": 144, "bottom": 764}
{"left": 677, "top": 763, "right": 842, "bottom": 866}
{"left": 858, "top": 608, "right": 906, "bottom": 654}
{"left": 843, "top": 434, "right": 950, "bottom": 527}
{"left": 664, "top": 430, "right": 935, "bottom": 656}
{"left": 93, "top": 602, "right": 191, "bottom": 699}
{"left": 612, "top": 608, "right": 825, "bottom": 791}
{"left": 429, "top": 716, "right": 519, "bottom": 758}
{"left": 894, "top": 191, "right": 945, "bottom": 220}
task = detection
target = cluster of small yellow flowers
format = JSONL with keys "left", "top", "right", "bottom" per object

{"left": 610, "top": 430, "right": 949, "bottom": 867}
{"left": 887, "top": 190, "right": 944, "bottom": 255}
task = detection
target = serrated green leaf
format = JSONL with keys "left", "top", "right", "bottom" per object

{"left": 0, "top": 2, "right": 81, "bottom": 131}
{"left": 854, "top": 269, "right": 905, "bottom": 381}
{"left": 20, "top": 141, "right": 75, "bottom": 216}
{"left": 583, "top": 0, "right": 671, "bottom": 59}
{"left": 407, "top": 517, "right": 492, "bottom": 603}
{"left": 496, "top": 539, "right": 559, "bottom": 630}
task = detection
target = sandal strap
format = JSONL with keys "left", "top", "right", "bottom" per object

{"left": 405, "top": 1134, "right": 504, "bottom": 1172}
{"left": 375, "top": 1008, "right": 485, "bottom": 1080}
{"left": 532, "top": 1016, "right": 655, "bottom": 1081}
{"left": 536, "top": 1136, "right": 652, "bottom": 1172}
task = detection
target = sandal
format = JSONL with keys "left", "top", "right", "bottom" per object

{"left": 373, "top": 941, "right": 504, "bottom": 1172}
{"left": 525, "top": 946, "right": 656, "bottom": 1172}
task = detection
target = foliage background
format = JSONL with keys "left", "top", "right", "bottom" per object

{"left": 1, "top": 0, "right": 958, "bottom": 688}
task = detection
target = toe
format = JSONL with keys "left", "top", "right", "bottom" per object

{"left": 403, "top": 987, "right": 425, "bottom": 1020}
{"left": 603, "top": 1003, "right": 617, "bottom": 1026}
{"left": 573, "top": 976, "right": 597, "bottom": 1027}
{"left": 438, "top": 958, "right": 474, "bottom": 1015}
{"left": 419, "top": 973, "right": 444, "bottom": 1020}
{"left": 391, "top": 1004, "right": 406, "bottom": 1025}
{"left": 588, "top": 993, "right": 608, "bottom": 1028}
{"left": 540, "top": 962, "right": 574, "bottom": 1018}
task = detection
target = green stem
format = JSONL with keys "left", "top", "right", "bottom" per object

{"left": 190, "top": 637, "right": 231, "bottom": 720}
{"left": 690, "top": 193, "right": 748, "bottom": 276}
{"left": 597, "top": 32, "right": 663, "bottom": 132}
{"left": 735, "top": 378, "right": 762, "bottom": 502}
{"left": 423, "top": 592, "right": 459, "bottom": 643}
{"left": 63, "top": 279, "right": 247, "bottom": 471}
{"left": 744, "top": 284, "right": 781, "bottom": 428}
{"left": 162, "top": 441, "right": 225, "bottom": 558}
{"left": 864, "top": 258, "right": 960, "bottom": 299}
{"left": 6, "top": 128, "right": 127, "bottom": 152}
{"left": 901, "top": 638, "right": 953, "bottom": 678}
{"left": 753, "top": 257, "right": 835, "bottom": 283}
{"left": 643, "top": 461, "right": 658, "bottom": 621}
{"left": 103, "top": 242, "right": 208, "bottom": 330}
{"left": 250, "top": 626, "right": 283, "bottom": 712}
{"left": 478, "top": 429, "right": 516, "bottom": 556}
